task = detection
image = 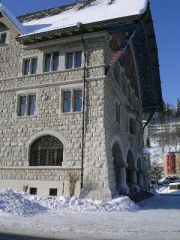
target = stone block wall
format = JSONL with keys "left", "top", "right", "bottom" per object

{"left": 0, "top": 30, "right": 114, "bottom": 199}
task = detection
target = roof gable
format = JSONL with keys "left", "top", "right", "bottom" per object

{"left": 0, "top": 3, "right": 26, "bottom": 36}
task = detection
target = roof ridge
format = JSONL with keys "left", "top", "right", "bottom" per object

{"left": 17, "top": 0, "right": 96, "bottom": 23}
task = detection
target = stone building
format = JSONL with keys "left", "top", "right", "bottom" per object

{"left": 0, "top": 0, "right": 162, "bottom": 200}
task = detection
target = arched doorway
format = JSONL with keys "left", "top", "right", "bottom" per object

{"left": 126, "top": 150, "right": 137, "bottom": 192}
{"left": 112, "top": 143, "right": 127, "bottom": 194}
{"left": 29, "top": 135, "right": 63, "bottom": 166}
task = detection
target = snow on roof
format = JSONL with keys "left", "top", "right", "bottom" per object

{"left": 1, "top": 0, "right": 148, "bottom": 37}
{"left": 0, "top": 3, "right": 26, "bottom": 34}
{"left": 22, "top": 0, "right": 148, "bottom": 36}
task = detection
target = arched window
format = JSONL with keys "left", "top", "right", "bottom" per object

{"left": 30, "top": 135, "right": 63, "bottom": 166}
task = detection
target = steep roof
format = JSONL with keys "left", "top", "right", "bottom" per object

{"left": 1, "top": 0, "right": 148, "bottom": 36}
{"left": 0, "top": 3, "right": 26, "bottom": 34}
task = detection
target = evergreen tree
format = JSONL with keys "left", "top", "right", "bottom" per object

{"left": 176, "top": 98, "right": 180, "bottom": 118}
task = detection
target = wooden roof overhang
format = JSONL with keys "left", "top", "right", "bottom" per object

{"left": 17, "top": 14, "right": 140, "bottom": 45}
{"left": 18, "top": 7, "right": 162, "bottom": 114}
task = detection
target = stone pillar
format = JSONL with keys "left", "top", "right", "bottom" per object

{"left": 117, "top": 167, "right": 129, "bottom": 194}
{"left": 137, "top": 171, "right": 144, "bottom": 188}
{"left": 129, "top": 168, "right": 139, "bottom": 192}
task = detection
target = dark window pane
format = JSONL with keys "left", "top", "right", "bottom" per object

{"left": 44, "top": 53, "right": 51, "bottom": 72}
{"left": 75, "top": 51, "right": 82, "bottom": 68}
{"left": 19, "top": 96, "right": 26, "bottom": 116}
{"left": 29, "top": 188, "right": 37, "bottom": 195}
{"left": 24, "top": 59, "right": 30, "bottom": 75}
{"left": 52, "top": 52, "right": 59, "bottom": 71}
{"left": 28, "top": 95, "right": 36, "bottom": 115}
{"left": 74, "top": 90, "right": 82, "bottom": 112}
{"left": 31, "top": 58, "right": 37, "bottom": 74}
{"left": 130, "top": 119, "right": 135, "bottom": 135}
{"left": 1, "top": 33, "right": 7, "bottom": 44}
{"left": 49, "top": 188, "right": 58, "bottom": 196}
{"left": 116, "top": 103, "right": 120, "bottom": 123}
{"left": 66, "top": 53, "right": 73, "bottom": 69}
{"left": 63, "top": 91, "right": 71, "bottom": 112}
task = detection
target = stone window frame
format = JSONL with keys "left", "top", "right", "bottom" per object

{"left": 0, "top": 31, "right": 8, "bottom": 44}
{"left": 58, "top": 83, "right": 83, "bottom": 114}
{"left": 65, "top": 49, "right": 83, "bottom": 70}
{"left": 25, "top": 130, "right": 67, "bottom": 168}
{"left": 22, "top": 57, "right": 38, "bottom": 75}
{"left": 15, "top": 89, "right": 39, "bottom": 118}
{"left": 43, "top": 50, "right": 60, "bottom": 72}
{"left": 29, "top": 135, "right": 64, "bottom": 167}
{"left": 0, "top": 22, "right": 9, "bottom": 45}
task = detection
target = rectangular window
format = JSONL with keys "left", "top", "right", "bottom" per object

{"left": 18, "top": 94, "right": 36, "bottom": 116}
{"left": 62, "top": 89, "right": 82, "bottom": 113}
{"left": 63, "top": 91, "right": 71, "bottom": 113}
{"left": 23, "top": 57, "right": 38, "bottom": 75}
{"left": 31, "top": 58, "right": 37, "bottom": 74}
{"left": 24, "top": 59, "right": 30, "bottom": 75}
{"left": 29, "top": 188, "right": 37, "bottom": 195}
{"left": 116, "top": 103, "right": 120, "bottom": 123}
{"left": 74, "top": 90, "right": 82, "bottom": 112}
{"left": 49, "top": 188, "right": 58, "bottom": 196}
{"left": 19, "top": 96, "right": 27, "bottom": 116}
{"left": 28, "top": 95, "right": 36, "bottom": 115}
{"left": 66, "top": 52, "right": 73, "bottom": 69}
{"left": 44, "top": 52, "right": 60, "bottom": 72}
{"left": 44, "top": 53, "right": 51, "bottom": 72}
{"left": 1, "top": 33, "right": 7, "bottom": 44}
{"left": 66, "top": 51, "right": 82, "bottom": 69}
{"left": 75, "top": 51, "right": 82, "bottom": 68}
{"left": 52, "top": 52, "right": 59, "bottom": 71}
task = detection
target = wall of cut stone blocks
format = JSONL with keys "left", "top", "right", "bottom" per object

{"left": 0, "top": 31, "right": 113, "bottom": 199}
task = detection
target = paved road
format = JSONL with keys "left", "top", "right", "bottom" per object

{"left": 0, "top": 233, "right": 108, "bottom": 240}
{"left": 0, "top": 233, "right": 68, "bottom": 240}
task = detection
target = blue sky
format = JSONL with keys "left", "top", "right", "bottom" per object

{"left": 2, "top": 0, "right": 180, "bottom": 107}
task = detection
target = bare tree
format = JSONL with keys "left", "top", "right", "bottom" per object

{"left": 149, "top": 160, "right": 163, "bottom": 182}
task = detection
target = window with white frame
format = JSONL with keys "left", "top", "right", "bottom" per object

{"left": 62, "top": 89, "right": 82, "bottom": 113}
{"left": 0, "top": 22, "right": 9, "bottom": 44}
{"left": 66, "top": 51, "right": 82, "bottom": 69}
{"left": 23, "top": 57, "right": 38, "bottom": 75}
{"left": 18, "top": 94, "right": 36, "bottom": 116}
{"left": 44, "top": 51, "right": 60, "bottom": 72}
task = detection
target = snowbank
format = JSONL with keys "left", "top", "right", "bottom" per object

{"left": 0, "top": 188, "right": 138, "bottom": 216}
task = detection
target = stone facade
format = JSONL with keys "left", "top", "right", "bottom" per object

{"left": 0, "top": 2, "right": 161, "bottom": 200}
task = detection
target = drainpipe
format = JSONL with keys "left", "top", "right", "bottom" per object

{"left": 77, "top": 22, "right": 86, "bottom": 189}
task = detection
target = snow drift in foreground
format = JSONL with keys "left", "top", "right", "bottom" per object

{"left": 0, "top": 188, "right": 138, "bottom": 216}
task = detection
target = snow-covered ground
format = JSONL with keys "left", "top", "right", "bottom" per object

{"left": 0, "top": 189, "right": 180, "bottom": 240}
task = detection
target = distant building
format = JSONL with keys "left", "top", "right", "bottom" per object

{"left": 148, "top": 121, "right": 180, "bottom": 137}
{"left": 0, "top": 0, "right": 162, "bottom": 200}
